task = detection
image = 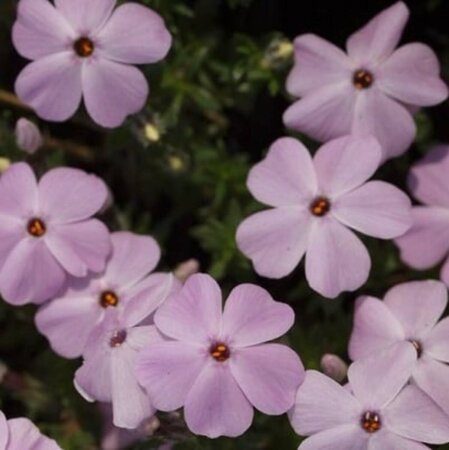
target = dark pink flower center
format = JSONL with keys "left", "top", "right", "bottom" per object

{"left": 310, "top": 197, "right": 331, "bottom": 217}
{"left": 353, "top": 69, "right": 374, "bottom": 90}
{"left": 210, "top": 342, "right": 230, "bottom": 362}
{"left": 27, "top": 218, "right": 46, "bottom": 237}
{"left": 100, "top": 291, "right": 119, "bottom": 308}
{"left": 74, "top": 37, "right": 95, "bottom": 58}
{"left": 361, "top": 411, "right": 382, "bottom": 433}
{"left": 109, "top": 330, "right": 127, "bottom": 348}
{"left": 409, "top": 339, "right": 423, "bottom": 358}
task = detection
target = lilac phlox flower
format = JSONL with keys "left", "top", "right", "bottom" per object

{"left": 15, "top": 118, "right": 43, "bottom": 154}
{"left": 350, "top": 280, "right": 449, "bottom": 416}
{"left": 284, "top": 1, "right": 448, "bottom": 160}
{"left": 395, "top": 145, "right": 449, "bottom": 286}
{"left": 36, "top": 231, "right": 176, "bottom": 358}
{"left": 0, "top": 410, "right": 61, "bottom": 450}
{"left": 13, "top": 0, "right": 172, "bottom": 127}
{"left": 290, "top": 344, "right": 449, "bottom": 449}
{"left": 0, "top": 162, "right": 110, "bottom": 305}
{"left": 74, "top": 271, "right": 175, "bottom": 429}
{"left": 136, "top": 273, "right": 304, "bottom": 438}
{"left": 236, "top": 135, "right": 412, "bottom": 298}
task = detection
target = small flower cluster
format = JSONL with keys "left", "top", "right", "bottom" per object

{"left": 4, "top": 0, "right": 449, "bottom": 449}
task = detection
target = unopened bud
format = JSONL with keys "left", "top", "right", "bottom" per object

{"left": 15, "top": 118, "right": 43, "bottom": 154}
{"left": 320, "top": 354, "right": 348, "bottom": 383}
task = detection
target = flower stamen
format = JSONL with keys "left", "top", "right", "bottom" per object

{"left": 353, "top": 69, "right": 374, "bottom": 90}
{"left": 409, "top": 339, "right": 423, "bottom": 358}
{"left": 310, "top": 197, "right": 331, "bottom": 217}
{"left": 109, "top": 330, "right": 127, "bottom": 348}
{"left": 361, "top": 411, "right": 381, "bottom": 433}
{"left": 210, "top": 342, "right": 230, "bottom": 362}
{"left": 27, "top": 218, "right": 46, "bottom": 237}
{"left": 100, "top": 291, "right": 119, "bottom": 308}
{"left": 74, "top": 37, "right": 95, "bottom": 58}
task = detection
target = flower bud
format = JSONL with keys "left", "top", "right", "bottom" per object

{"left": 15, "top": 118, "right": 43, "bottom": 154}
{"left": 320, "top": 354, "right": 348, "bottom": 383}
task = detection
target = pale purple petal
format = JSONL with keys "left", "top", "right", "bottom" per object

{"left": 111, "top": 339, "right": 155, "bottom": 429}
{"left": 349, "top": 296, "right": 405, "bottom": 360}
{"left": 413, "top": 357, "right": 449, "bottom": 415}
{"left": 82, "top": 58, "right": 148, "bottom": 128}
{"left": 15, "top": 118, "right": 43, "bottom": 155}
{"left": 230, "top": 344, "right": 304, "bottom": 415}
{"left": 0, "top": 162, "right": 38, "bottom": 218}
{"left": 352, "top": 88, "right": 416, "bottom": 160}
{"left": 35, "top": 295, "right": 102, "bottom": 358}
{"left": 440, "top": 255, "right": 449, "bottom": 287}
{"left": 283, "top": 83, "right": 356, "bottom": 142}
{"left": 425, "top": 317, "right": 449, "bottom": 362}
{"left": 54, "top": 0, "right": 115, "bottom": 34}
{"left": 236, "top": 207, "right": 311, "bottom": 279}
{"left": 0, "top": 238, "right": 66, "bottom": 305}
{"left": 395, "top": 207, "right": 449, "bottom": 269}
{"left": 15, "top": 53, "right": 83, "bottom": 122}
{"left": 122, "top": 273, "right": 176, "bottom": 328}
{"left": 184, "top": 364, "right": 253, "bottom": 438}
{"left": 348, "top": 343, "right": 416, "bottom": 409}
{"left": 346, "top": 2, "right": 409, "bottom": 65}
{"left": 103, "top": 232, "right": 160, "bottom": 290}
{"left": 154, "top": 273, "right": 222, "bottom": 343}
{"left": 222, "top": 284, "right": 294, "bottom": 346}
{"left": 38, "top": 167, "right": 108, "bottom": 223}
{"left": 305, "top": 219, "right": 371, "bottom": 298}
{"left": 298, "top": 425, "right": 368, "bottom": 450}
{"left": 136, "top": 341, "right": 206, "bottom": 411}
{"left": 384, "top": 384, "right": 449, "bottom": 444}
{"left": 333, "top": 181, "right": 411, "bottom": 239}
{"left": 289, "top": 370, "right": 361, "bottom": 435}
{"left": 313, "top": 135, "right": 382, "bottom": 197}
{"left": 247, "top": 137, "right": 317, "bottom": 208}
{"left": 378, "top": 43, "right": 448, "bottom": 106}
{"left": 383, "top": 280, "right": 447, "bottom": 339}
{"left": 45, "top": 219, "right": 111, "bottom": 277}
{"left": 6, "top": 417, "right": 62, "bottom": 450}
{"left": 0, "top": 218, "right": 26, "bottom": 273}
{"left": 12, "top": 0, "right": 74, "bottom": 60}
{"left": 0, "top": 411, "right": 7, "bottom": 448}
{"left": 286, "top": 34, "right": 351, "bottom": 97}
{"left": 369, "top": 432, "right": 430, "bottom": 450}
{"left": 96, "top": 3, "right": 172, "bottom": 64}
{"left": 408, "top": 145, "right": 449, "bottom": 208}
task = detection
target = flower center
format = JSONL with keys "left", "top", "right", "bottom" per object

{"left": 27, "top": 218, "right": 46, "bottom": 237}
{"left": 310, "top": 197, "right": 331, "bottom": 217}
{"left": 361, "top": 411, "right": 382, "bottom": 433}
{"left": 353, "top": 69, "right": 374, "bottom": 90}
{"left": 409, "top": 339, "right": 423, "bottom": 358}
{"left": 100, "top": 291, "right": 119, "bottom": 308}
{"left": 74, "top": 37, "right": 95, "bottom": 57}
{"left": 210, "top": 342, "right": 230, "bottom": 362}
{"left": 109, "top": 330, "right": 127, "bottom": 348}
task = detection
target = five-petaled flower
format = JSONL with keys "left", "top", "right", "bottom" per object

{"left": 136, "top": 273, "right": 304, "bottom": 438}
{"left": 350, "top": 279, "right": 449, "bottom": 416}
{"left": 284, "top": 1, "right": 448, "bottom": 160}
{"left": 236, "top": 135, "right": 412, "bottom": 298}
{"left": 0, "top": 163, "right": 111, "bottom": 305}
{"left": 290, "top": 344, "right": 449, "bottom": 449}
{"left": 13, "top": 0, "right": 172, "bottom": 127}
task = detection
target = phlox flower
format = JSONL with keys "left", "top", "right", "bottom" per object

{"left": 395, "top": 145, "right": 449, "bottom": 286}
{"left": 13, "top": 0, "right": 172, "bottom": 128}
{"left": 0, "top": 410, "right": 61, "bottom": 450}
{"left": 74, "top": 271, "right": 175, "bottom": 429}
{"left": 349, "top": 280, "right": 449, "bottom": 416}
{"left": 15, "top": 118, "right": 43, "bottom": 154}
{"left": 284, "top": 1, "right": 448, "bottom": 160}
{"left": 36, "top": 231, "right": 176, "bottom": 358}
{"left": 290, "top": 344, "right": 449, "bottom": 449}
{"left": 136, "top": 273, "right": 304, "bottom": 438}
{"left": 0, "top": 162, "right": 110, "bottom": 305}
{"left": 236, "top": 135, "right": 411, "bottom": 298}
